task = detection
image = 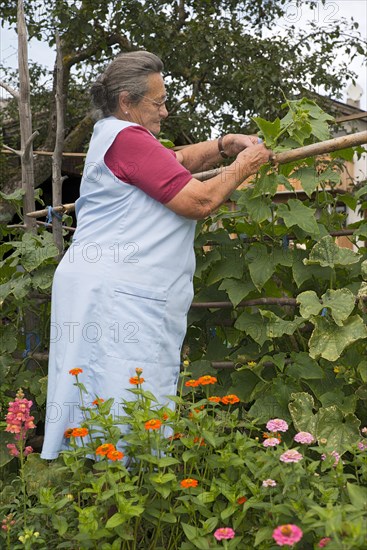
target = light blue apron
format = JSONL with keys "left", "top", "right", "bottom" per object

{"left": 41, "top": 117, "right": 196, "bottom": 459}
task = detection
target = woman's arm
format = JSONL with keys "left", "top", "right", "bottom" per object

{"left": 175, "top": 133, "right": 259, "bottom": 173}
{"left": 166, "top": 143, "right": 272, "bottom": 219}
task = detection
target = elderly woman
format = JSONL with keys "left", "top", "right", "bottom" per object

{"left": 41, "top": 51, "right": 271, "bottom": 459}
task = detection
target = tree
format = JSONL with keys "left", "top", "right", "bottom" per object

{"left": 1, "top": 0, "right": 366, "bottom": 207}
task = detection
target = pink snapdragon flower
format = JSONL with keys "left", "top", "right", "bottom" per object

{"left": 318, "top": 537, "right": 332, "bottom": 547}
{"left": 263, "top": 438, "right": 280, "bottom": 447}
{"left": 262, "top": 479, "right": 277, "bottom": 487}
{"left": 266, "top": 419, "right": 289, "bottom": 432}
{"left": 294, "top": 431, "right": 315, "bottom": 444}
{"left": 5, "top": 389, "right": 34, "bottom": 459}
{"left": 361, "top": 427, "right": 367, "bottom": 434}
{"left": 321, "top": 450, "right": 340, "bottom": 466}
{"left": 272, "top": 524, "right": 303, "bottom": 546}
{"left": 214, "top": 527, "right": 235, "bottom": 541}
{"left": 5, "top": 388, "right": 35, "bottom": 440}
{"left": 1, "top": 514, "right": 16, "bottom": 532}
{"left": 358, "top": 441, "right": 367, "bottom": 451}
{"left": 280, "top": 449, "right": 303, "bottom": 463}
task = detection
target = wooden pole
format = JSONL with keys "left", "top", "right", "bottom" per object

{"left": 51, "top": 32, "right": 65, "bottom": 258}
{"left": 17, "top": 0, "right": 37, "bottom": 231}
{"left": 26, "top": 130, "right": 367, "bottom": 218}
{"left": 273, "top": 131, "right": 367, "bottom": 164}
{"left": 191, "top": 130, "right": 367, "bottom": 180}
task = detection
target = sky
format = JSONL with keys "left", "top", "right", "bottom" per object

{"left": 0, "top": 0, "right": 366, "bottom": 109}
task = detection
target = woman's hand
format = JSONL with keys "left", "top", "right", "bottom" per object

{"left": 222, "top": 133, "right": 261, "bottom": 156}
{"left": 236, "top": 143, "right": 273, "bottom": 176}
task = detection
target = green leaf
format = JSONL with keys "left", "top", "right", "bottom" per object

{"left": 252, "top": 116, "right": 281, "bottom": 147}
{"left": 181, "top": 524, "right": 210, "bottom": 549}
{"left": 309, "top": 315, "right": 367, "bottom": 361}
{"left": 286, "top": 354, "right": 324, "bottom": 380}
{"left": 304, "top": 235, "right": 360, "bottom": 268}
{"left": 52, "top": 515, "right": 68, "bottom": 536}
{"left": 289, "top": 392, "right": 317, "bottom": 435}
{"left": 316, "top": 409, "right": 360, "bottom": 453}
{"left": 230, "top": 369, "right": 260, "bottom": 402}
{"left": 293, "top": 166, "right": 318, "bottom": 197}
{"left": 297, "top": 290, "right": 322, "bottom": 319}
{"left": 234, "top": 311, "right": 267, "bottom": 345}
{"left": 246, "top": 244, "right": 276, "bottom": 290}
{"left": 357, "top": 361, "right": 367, "bottom": 383}
{"left": 252, "top": 172, "right": 278, "bottom": 198}
{"left": 248, "top": 394, "right": 290, "bottom": 423}
{"left": 321, "top": 288, "right": 355, "bottom": 325}
{"left": 218, "top": 278, "right": 255, "bottom": 307}
{"left": 245, "top": 193, "right": 272, "bottom": 223}
{"left": 261, "top": 310, "right": 304, "bottom": 339}
{"left": 297, "top": 288, "right": 355, "bottom": 326}
{"left": 278, "top": 199, "right": 319, "bottom": 236}
{"left": 106, "top": 513, "right": 125, "bottom": 529}
{"left": 346, "top": 483, "right": 367, "bottom": 510}
{"left": 206, "top": 251, "right": 244, "bottom": 285}
{"left": 254, "top": 526, "right": 273, "bottom": 547}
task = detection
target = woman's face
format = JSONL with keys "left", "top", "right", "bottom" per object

{"left": 127, "top": 73, "right": 168, "bottom": 135}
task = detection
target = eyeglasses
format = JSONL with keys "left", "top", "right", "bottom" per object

{"left": 134, "top": 92, "right": 168, "bottom": 109}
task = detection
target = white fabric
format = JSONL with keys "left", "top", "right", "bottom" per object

{"left": 41, "top": 117, "right": 196, "bottom": 459}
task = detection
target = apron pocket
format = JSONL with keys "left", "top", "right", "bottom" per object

{"left": 106, "top": 283, "right": 167, "bottom": 363}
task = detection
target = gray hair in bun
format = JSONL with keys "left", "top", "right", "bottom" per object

{"left": 90, "top": 51, "right": 164, "bottom": 118}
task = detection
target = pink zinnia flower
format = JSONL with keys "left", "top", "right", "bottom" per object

{"left": 266, "top": 419, "right": 289, "bottom": 432}
{"left": 294, "top": 431, "right": 315, "bottom": 444}
{"left": 262, "top": 479, "right": 277, "bottom": 487}
{"left": 263, "top": 438, "right": 280, "bottom": 447}
{"left": 280, "top": 449, "right": 303, "bottom": 463}
{"left": 272, "top": 524, "right": 303, "bottom": 546}
{"left": 358, "top": 441, "right": 367, "bottom": 451}
{"left": 318, "top": 537, "right": 332, "bottom": 548}
{"left": 214, "top": 527, "right": 235, "bottom": 541}
{"left": 321, "top": 450, "right": 340, "bottom": 466}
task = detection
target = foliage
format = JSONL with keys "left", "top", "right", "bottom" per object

{"left": 187, "top": 97, "right": 367, "bottom": 450}
{"left": 1, "top": 369, "right": 367, "bottom": 549}
{"left": 0, "top": 0, "right": 366, "bottom": 150}
{"left": 1, "top": 97, "right": 367, "bottom": 546}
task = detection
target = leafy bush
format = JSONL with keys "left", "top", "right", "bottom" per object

{"left": 1, "top": 368, "right": 367, "bottom": 549}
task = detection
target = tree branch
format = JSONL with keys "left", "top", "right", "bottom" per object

{"left": 0, "top": 80, "right": 19, "bottom": 99}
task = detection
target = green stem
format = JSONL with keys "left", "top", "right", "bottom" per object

{"left": 18, "top": 431, "right": 27, "bottom": 530}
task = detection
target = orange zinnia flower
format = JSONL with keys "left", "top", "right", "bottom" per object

{"left": 162, "top": 413, "right": 169, "bottom": 421}
{"left": 221, "top": 394, "right": 240, "bottom": 405}
{"left": 69, "top": 368, "right": 83, "bottom": 376}
{"left": 263, "top": 431, "right": 282, "bottom": 441}
{"left": 180, "top": 478, "right": 198, "bottom": 488}
{"left": 92, "top": 397, "right": 105, "bottom": 406}
{"left": 96, "top": 443, "right": 115, "bottom": 456}
{"left": 71, "top": 427, "right": 89, "bottom": 438}
{"left": 144, "top": 419, "right": 162, "bottom": 430}
{"left": 237, "top": 496, "right": 247, "bottom": 505}
{"left": 197, "top": 375, "right": 217, "bottom": 385}
{"left": 185, "top": 379, "right": 200, "bottom": 387}
{"left": 193, "top": 436, "right": 206, "bottom": 446}
{"left": 168, "top": 432, "right": 184, "bottom": 441}
{"left": 135, "top": 368, "right": 143, "bottom": 375}
{"left": 64, "top": 428, "right": 73, "bottom": 438}
{"left": 129, "top": 376, "right": 145, "bottom": 385}
{"left": 208, "top": 396, "right": 221, "bottom": 403}
{"left": 107, "top": 449, "right": 124, "bottom": 461}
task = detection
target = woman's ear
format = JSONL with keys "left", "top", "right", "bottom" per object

{"left": 118, "top": 91, "right": 131, "bottom": 114}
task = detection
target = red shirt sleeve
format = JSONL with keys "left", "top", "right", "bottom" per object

{"left": 104, "top": 125, "right": 192, "bottom": 204}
